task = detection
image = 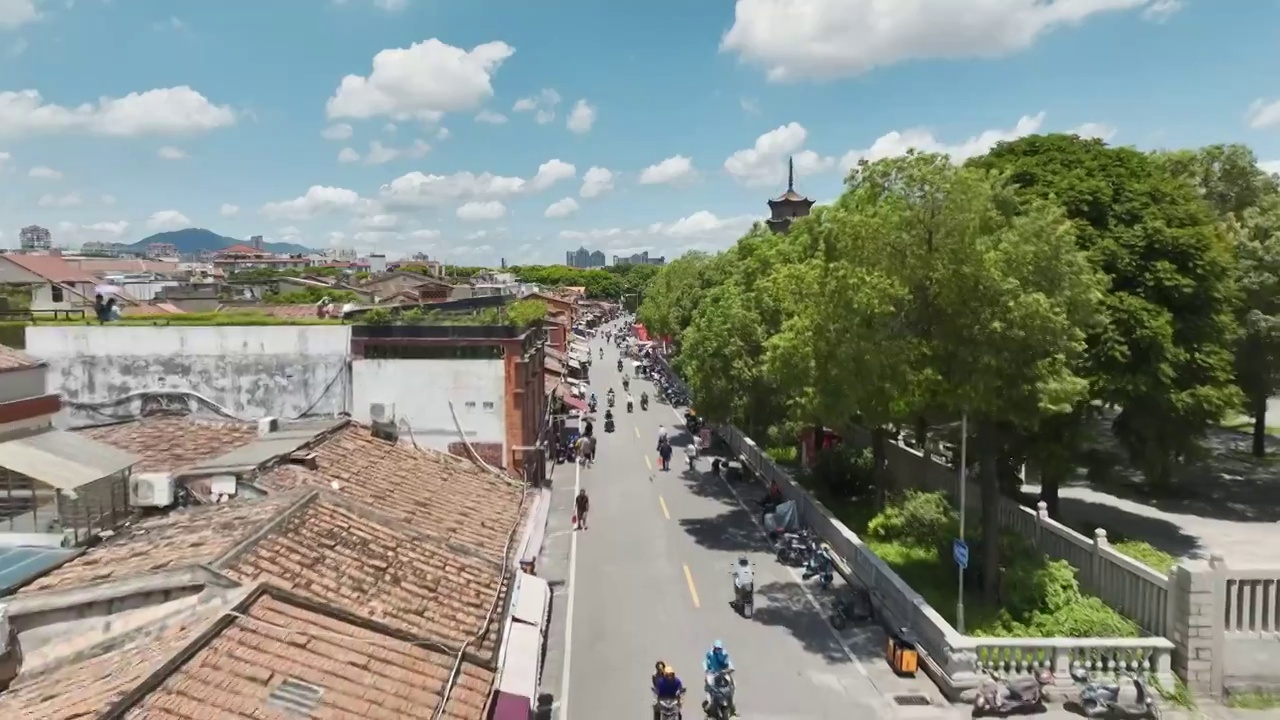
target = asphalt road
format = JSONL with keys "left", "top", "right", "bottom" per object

{"left": 539, "top": 328, "right": 898, "bottom": 720}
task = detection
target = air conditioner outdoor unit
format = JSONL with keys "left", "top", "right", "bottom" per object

{"left": 258, "top": 417, "right": 280, "bottom": 436}
{"left": 129, "top": 472, "right": 175, "bottom": 508}
{"left": 369, "top": 403, "right": 398, "bottom": 442}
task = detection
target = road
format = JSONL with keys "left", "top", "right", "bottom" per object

{"left": 537, "top": 328, "right": 910, "bottom": 720}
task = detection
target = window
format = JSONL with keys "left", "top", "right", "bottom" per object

{"left": 50, "top": 285, "right": 64, "bottom": 303}
{"left": 482, "top": 401, "right": 495, "bottom": 412}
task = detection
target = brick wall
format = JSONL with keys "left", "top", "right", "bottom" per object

{"left": 448, "top": 441, "right": 505, "bottom": 469}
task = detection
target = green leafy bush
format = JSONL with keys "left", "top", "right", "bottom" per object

{"left": 858, "top": 492, "right": 1140, "bottom": 639}
{"left": 865, "top": 490, "right": 958, "bottom": 549}
{"left": 1111, "top": 539, "right": 1178, "bottom": 574}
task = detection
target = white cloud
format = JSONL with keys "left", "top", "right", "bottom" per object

{"left": 100, "top": 194, "right": 116, "bottom": 206}
{"left": 220, "top": 203, "right": 240, "bottom": 216}
{"left": 740, "top": 97, "right": 761, "bottom": 115}
{"left": 28, "top": 166, "right": 62, "bottom": 180}
{"left": 261, "top": 185, "right": 375, "bottom": 220}
{"left": 639, "top": 155, "right": 696, "bottom": 185}
{"left": 1142, "top": 0, "right": 1183, "bottom": 22}
{"left": 512, "top": 88, "right": 561, "bottom": 124}
{"left": 55, "top": 221, "right": 131, "bottom": 246}
{"left": 725, "top": 122, "right": 833, "bottom": 187}
{"left": 327, "top": 39, "right": 514, "bottom": 121}
{"left": 353, "top": 213, "right": 399, "bottom": 231}
{"left": 1261, "top": 161, "right": 1280, "bottom": 176}
{"left": 560, "top": 211, "right": 758, "bottom": 255}
{"left": 0, "top": 0, "right": 39, "bottom": 29}
{"left": 531, "top": 159, "right": 576, "bottom": 191}
{"left": 1069, "top": 122, "right": 1117, "bottom": 141}
{"left": 365, "top": 141, "right": 399, "bottom": 165}
{"left": 0, "top": 86, "right": 235, "bottom": 137}
{"left": 566, "top": 99, "right": 596, "bottom": 134}
{"left": 158, "top": 145, "right": 188, "bottom": 160}
{"left": 383, "top": 123, "right": 397, "bottom": 134}
{"left": 580, "top": 166, "right": 615, "bottom": 198}
{"left": 38, "top": 192, "right": 82, "bottom": 208}
{"left": 721, "top": 0, "right": 1161, "bottom": 81}
{"left": 475, "top": 109, "right": 508, "bottom": 124}
{"left": 435, "top": 127, "right": 450, "bottom": 140}
{"left": 322, "top": 123, "right": 354, "bottom": 140}
{"left": 838, "top": 112, "right": 1046, "bottom": 170}
{"left": 338, "top": 147, "right": 361, "bottom": 163}
{"left": 545, "top": 197, "right": 579, "bottom": 219}
{"left": 1245, "top": 99, "right": 1280, "bottom": 130}
{"left": 146, "top": 210, "right": 191, "bottom": 231}
{"left": 457, "top": 200, "right": 507, "bottom": 221}
{"left": 380, "top": 170, "right": 526, "bottom": 208}
{"left": 412, "top": 228, "right": 441, "bottom": 241}
{"left": 0, "top": 151, "right": 8, "bottom": 168}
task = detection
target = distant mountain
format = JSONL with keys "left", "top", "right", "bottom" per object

{"left": 127, "top": 228, "right": 314, "bottom": 255}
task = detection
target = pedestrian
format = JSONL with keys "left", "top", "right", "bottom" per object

{"left": 658, "top": 439, "right": 673, "bottom": 471}
{"left": 583, "top": 419, "right": 594, "bottom": 438}
{"left": 586, "top": 434, "right": 597, "bottom": 467}
{"left": 575, "top": 488, "right": 590, "bottom": 530}
{"left": 575, "top": 435, "right": 589, "bottom": 465}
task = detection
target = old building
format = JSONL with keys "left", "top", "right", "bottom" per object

{"left": 766, "top": 157, "right": 816, "bottom": 234}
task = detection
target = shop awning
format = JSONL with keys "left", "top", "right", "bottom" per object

{"left": 554, "top": 385, "right": 589, "bottom": 412}
{"left": 567, "top": 358, "right": 583, "bottom": 369}
{"left": 0, "top": 429, "right": 140, "bottom": 491}
{"left": 544, "top": 356, "right": 566, "bottom": 375}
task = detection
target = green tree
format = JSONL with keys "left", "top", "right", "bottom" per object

{"left": 636, "top": 252, "right": 718, "bottom": 341}
{"left": 1160, "top": 145, "right": 1280, "bottom": 456}
{"left": 973, "top": 134, "right": 1241, "bottom": 488}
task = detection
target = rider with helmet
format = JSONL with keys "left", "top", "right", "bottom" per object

{"left": 652, "top": 663, "right": 685, "bottom": 719}
{"left": 703, "top": 640, "right": 737, "bottom": 716}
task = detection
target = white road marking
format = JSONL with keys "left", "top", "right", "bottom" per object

{"left": 558, "top": 430, "right": 583, "bottom": 718}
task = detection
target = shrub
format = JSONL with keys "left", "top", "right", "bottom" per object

{"left": 1111, "top": 539, "right": 1178, "bottom": 574}
{"left": 865, "top": 490, "right": 958, "bottom": 549}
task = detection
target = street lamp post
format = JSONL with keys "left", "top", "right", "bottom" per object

{"left": 956, "top": 412, "right": 968, "bottom": 634}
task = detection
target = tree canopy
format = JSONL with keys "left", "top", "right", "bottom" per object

{"left": 639, "top": 134, "right": 1271, "bottom": 601}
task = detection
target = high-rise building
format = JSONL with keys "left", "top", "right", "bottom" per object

{"left": 19, "top": 225, "right": 52, "bottom": 251}
{"left": 565, "top": 247, "right": 606, "bottom": 268}
{"left": 612, "top": 251, "right": 666, "bottom": 266}
{"left": 766, "top": 157, "right": 815, "bottom": 235}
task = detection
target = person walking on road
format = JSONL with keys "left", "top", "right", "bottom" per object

{"left": 685, "top": 439, "right": 698, "bottom": 470}
{"left": 575, "top": 489, "right": 590, "bottom": 530}
{"left": 585, "top": 434, "right": 597, "bottom": 467}
{"left": 658, "top": 438, "right": 673, "bottom": 471}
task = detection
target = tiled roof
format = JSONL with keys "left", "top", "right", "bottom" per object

{"left": 0, "top": 600, "right": 227, "bottom": 719}
{"left": 18, "top": 492, "right": 305, "bottom": 594}
{"left": 218, "top": 243, "right": 262, "bottom": 255}
{"left": 253, "top": 424, "right": 525, "bottom": 562}
{"left": 0, "top": 253, "right": 99, "bottom": 283}
{"left": 219, "top": 493, "right": 507, "bottom": 653}
{"left": 0, "top": 343, "right": 42, "bottom": 372}
{"left": 75, "top": 415, "right": 261, "bottom": 473}
{"left": 0, "top": 589, "right": 494, "bottom": 720}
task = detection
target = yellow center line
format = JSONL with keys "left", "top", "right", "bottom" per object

{"left": 645, "top": 455, "right": 652, "bottom": 470}
{"left": 682, "top": 564, "right": 701, "bottom": 608}
{"left": 658, "top": 496, "right": 670, "bottom": 519}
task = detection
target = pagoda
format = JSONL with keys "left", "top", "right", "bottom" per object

{"left": 766, "top": 157, "right": 815, "bottom": 234}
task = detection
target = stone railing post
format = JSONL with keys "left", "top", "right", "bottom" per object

{"left": 1208, "top": 554, "right": 1227, "bottom": 697}
{"left": 1092, "top": 528, "right": 1109, "bottom": 589}
{"left": 1035, "top": 500, "right": 1048, "bottom": 550}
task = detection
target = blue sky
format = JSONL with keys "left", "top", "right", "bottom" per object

{"left": 1, "top": 0, "right": 1278, "bottom": 265}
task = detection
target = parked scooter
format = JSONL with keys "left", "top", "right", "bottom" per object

{"left": 801, "top": 546, "right": 835, "bottom": 590}
{"left": 653, "top": 696, "right": 681, "bottom": 720}
{"left": 828, "top": 586, "right": 874, "bottom": 630}
{"left": 1071, "top": 669, "right": 1161, "bottom": 719}
{"left": 973, "top": 669, "right": 1054, "bottom": 716}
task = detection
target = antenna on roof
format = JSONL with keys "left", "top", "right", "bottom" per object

{"left": 787, "top": 156, "right": 795, "bottom": 192}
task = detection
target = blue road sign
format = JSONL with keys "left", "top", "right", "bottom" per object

{"left": 952, "top": 539, "right": 969, "bottom": 570}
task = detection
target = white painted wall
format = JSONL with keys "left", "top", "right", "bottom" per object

{"left": 25, "top": 326, "right": 352, "bottom": 425}
{"left": 351, "top": 358, "right": 506, "bottom": 453}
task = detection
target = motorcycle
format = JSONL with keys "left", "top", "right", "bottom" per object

{"left": 607, "top": 395, "right": 616, "bottom": 408}
{"left": 1071, "top": 669, "right": 1161, "bottom": 719}
{"left": 802, "top": 546, "right": 835, "bottom": 590}
{"left": 774, "top": 530, "right": 817, "bottom": 567}
{"left": 730, "top": 568, "right": 754, "bottom": 618}
{"left": 652, "top": 696, "right": 681, "bottom": 720}
{"left": 829, "top": 586, "right": 874, "bottom": 630}
{"left": 702, "top": 670, "right": 735, "bottom": 720}
{"left": 588, "top": 400, "right": 597, "bottom": 413}
{"left": 604, "top": 416, "right": 616, "bottom": 433}
{"left": 641, "top": 396, "right": 649, "bottom": 411}
{"left": 617, "top": 360, "right": 624, "bottom": 372}
{"left": 627, "top": 400, "right": 634, "bottom": 413}
{"left": 623, "top": 378, "right": 630, "bottom": 392}
{"left": 973, "top": 669, "right": 1053, "bottom": 717}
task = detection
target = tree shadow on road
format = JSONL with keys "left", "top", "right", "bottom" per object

{"left": 675, "top": 468, "right": 742, "bottom": 508}
{"left": 749, "top": 580, "right": 877, "bottom": 666}
{"left": 1025, "top": 491, "right": 1206, "bottom": 561}
{"left": 678, "top": 503, "right": 768, "bottom": 554}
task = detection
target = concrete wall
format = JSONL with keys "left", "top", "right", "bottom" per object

{"left": 351, "top": 358, "right": 506, "bottom": 453}
{"left": 26, "top": 326, "right": 352, "bottom": 425}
